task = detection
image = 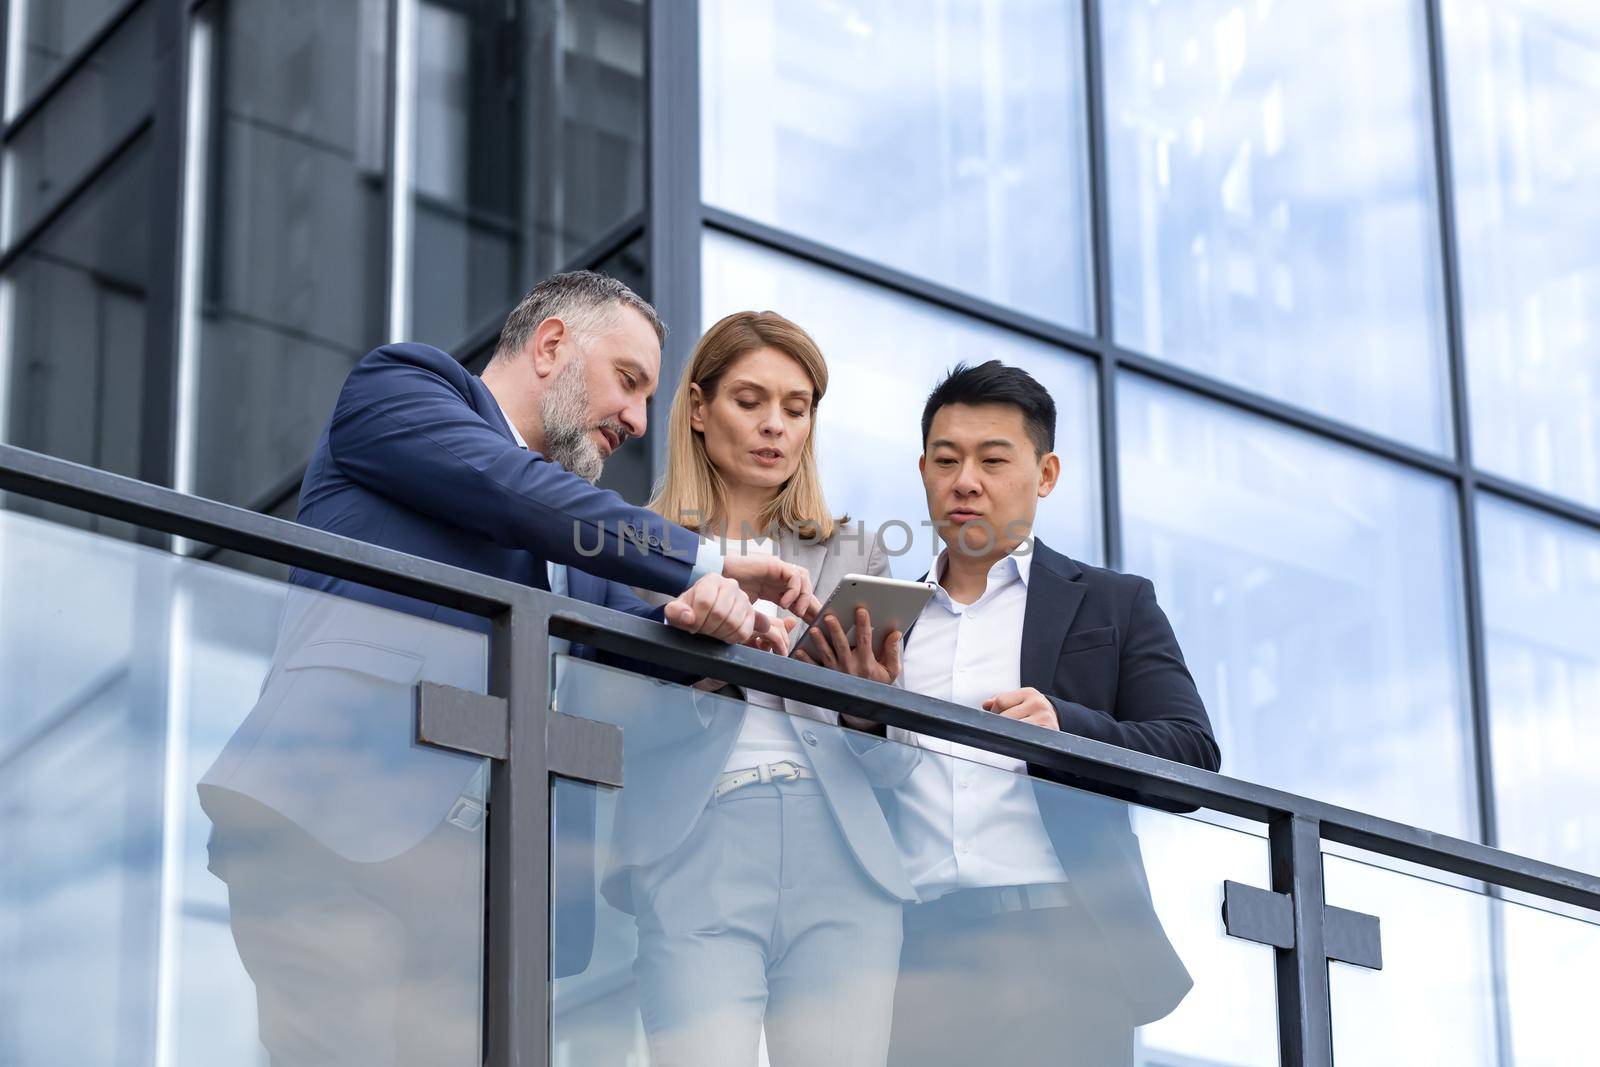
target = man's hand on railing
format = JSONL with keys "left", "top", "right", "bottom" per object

{"left": 664, "top": 574, "right": 772, "bottom": 646}
{"left": 722, "top": 553, "right": 822, "bottom": 622}
{"left": 982, "top": 688, "right": 1060, "bottom": 731}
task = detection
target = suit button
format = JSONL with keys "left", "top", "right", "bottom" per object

{"left": 802, "top": 730, "right": 819, "bottom": 747}
{"left": 648, "top": 534, "right": 662, "bottom": 548}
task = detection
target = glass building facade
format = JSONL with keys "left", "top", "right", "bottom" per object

{"left": 0, "top": 0, "right": 1596, "bottom": 1064}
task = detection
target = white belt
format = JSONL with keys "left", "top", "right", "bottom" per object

{"left": 713, "top": 759, "right": 815, "bottom": 799}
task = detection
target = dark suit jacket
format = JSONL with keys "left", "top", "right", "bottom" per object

{"left": 908, "top": 538, "right": 1219, "bottom": 1026}
{"left": 288, "top": 342, "right": 703, "bottom": 629}
{"left": 199, "top": 342, "right": 702, "bottom": 975}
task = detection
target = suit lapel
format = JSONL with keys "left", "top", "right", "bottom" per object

{"left": 1019, "top": 541, "right": 1087, "bottom": 691}
{"left": 777, "top": 528, "right": 831, "bottom": 599}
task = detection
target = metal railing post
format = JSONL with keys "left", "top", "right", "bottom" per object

{"left": 1272, "top": 815, "right": 1333, "bottom": 1065}
{"left": 485, "top": 594, "right": 551, "bottom": 1067}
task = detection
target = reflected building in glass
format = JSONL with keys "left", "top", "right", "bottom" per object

{"left": 0, "top": 0, "right": 1597, "bottom": 1065}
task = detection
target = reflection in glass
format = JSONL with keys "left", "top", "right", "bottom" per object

{"left": 1103, "top": 0, "right": 1450, "bottom": 451}
{"left": 703, "top": 231, "right": 1103, "bottom": 575}
{"left": 550, "top": 654, "right": 1277, "bottom": 1066}
{"left": 1323, "top": 855, "right": 1497, "bottom": 1066}
{"left": 5, "top": 0, "right": 128, "bottom": 111}
{"left": 701, "top": 0, "right": 1094, "bottom": 330}
{"left": 0, "top": 507, "right": 490, "bottom": 1064}
{"left": 1, "top": 1, "right": 153, "bottom": 247}
{"left": 1119, "top": 376, "right": 1475, "bottom": 836}
{"left": 186, "top": 0, "right": 390, "bottom": 509}
{"left": 407, "top": 0, "right": 646, "bottom": 349}
{"left": 1325, "top": 852, "right": 1600, "bottom": 1066}
{"left": 1448, "top": 1, "right": 1600, "bottom": 509}
{"left": 1, "top": 138, "right": 149, "bottom": 531}
{"left": 1478, "top": 497, "right": 1600, "bottom": 876}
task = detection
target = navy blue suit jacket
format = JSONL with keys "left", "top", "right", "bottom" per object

{"left": 901, "top": 539, "right": 1218, "bottom": 1025}
{"left": 202, "top": 343, "right": 704, "bottom": 977}
{"left": 1020, "top": 540, "right": 1217, "bottom": 1025}
{"left": 290, "top": 342, "right": 704, "bottom": 628}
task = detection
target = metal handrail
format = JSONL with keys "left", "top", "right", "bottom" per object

{"left": 4, "top": 441, "right": 1596, "bottom": 910}
{"left": 549, "top": 601, "right": 1600, "bottom": 912}
{"left": 5, "top": 442, "right": 1598, "bottom": 1067}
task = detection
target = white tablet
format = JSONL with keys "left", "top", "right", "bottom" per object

{"left": 788, "top": 573, "right": 937, "bottom": 659}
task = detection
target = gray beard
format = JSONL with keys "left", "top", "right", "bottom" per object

{"left": 539, "top": 358, "right": 605, "bottom": 483}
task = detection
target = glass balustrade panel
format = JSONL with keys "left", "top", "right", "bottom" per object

{"left": 0, "top": 507, "right": 490, "bottom": 1066}
{"left": 550, "top": 653, "right": 1279, "bottom": 1066}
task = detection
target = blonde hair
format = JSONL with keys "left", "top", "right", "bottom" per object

{"left": 649, "top": 311, "right": 842, "bottom": 540}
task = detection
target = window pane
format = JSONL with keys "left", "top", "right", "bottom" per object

{"left": 1323, "top": 855, "right": 1499, "bottom": 1065}
{"left": 1325, "top": 851, "right": 1600, "bottom": 1065}
{"left": 1119, "top": 375, "right": 1474, "bottom": 835}
{"left": 1478, "top": 496, "right": 1600, "bottom": 875}
{"left": 1103, "top": 0, "right": 1450, "bottom": 451}
{"left": 6, "top": 0, "right": 127, "bottom": 111}
{"left": 407, "top": 0, "right": 646, "bottom": 349}
{"left": 704, "top": 231, "right": 1102, "bottom": 574}
{"left": 702, "top": 0, "right": 1094, "bottom": 331}
{"left": 188, "top": 0, "right": 389, "bottom": 509}
{"left": 2, "top": 1, "right": 153, "bottom": 246}
{"left": 1448, "top": 1, "right": 1600, "bottom": 509}
{"left": 1, "top": 137, "right": 149, "bottom": 514}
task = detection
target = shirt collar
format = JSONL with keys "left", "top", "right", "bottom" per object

{"left": 930, "top": 539, "right": 1035, "bottom": 590}
{"left": 507, "top": 421, "right": 529, "bottom": 450}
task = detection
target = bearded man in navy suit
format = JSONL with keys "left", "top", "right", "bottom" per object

{"left": 199, "top": 272, "right": 819, "bottom": 1066}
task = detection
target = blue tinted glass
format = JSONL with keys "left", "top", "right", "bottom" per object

{"left": 1103, "top": 0, "right": 1451, "bottom": 452}
{"left": 1325, "top": 852, "right": 1600, "bottom": 1064}
{"left": 2, "top": 3, "right": 153, "bottom": 247}
{"left": 702, "top": 0, "right": 1093, "bottom": 330}
{"left": 703, "top": 230, "right": 1103, "bottom": 575}
{"left": 190, "top": 0, "right": 388, "bottom": 508}
{"left": 1448, "top": 1, "right": 1600, "bottom": 509}
{"left": 1324, "top": 855, "right": 1498, "bottom": 1064}
{"left": 1477, "top": 496, "right": 1600, "bottom": 876}
{"left": 551, "top": 654, "right": 1280, "bottom": 1065}
{"left": 8, "top": 0, "right": 128, "bottom": 110}
{"left": 0, "top": 509, "right": 489, "bottom": 1064}
{"left": 408, "top": 0, "right": 645, "bottom": 349}
{"left": 2, "top": 138, "right": 149, "bottom": 505}
{"left": 1118, "top": 375, "right": 1474, "bottom": 835}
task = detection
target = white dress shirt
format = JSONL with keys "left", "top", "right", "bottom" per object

{"left": 504, "top": 422, "right": 568, "bottom": 600}
{"left": 714, "top": 536, "right": 810, "bottom": 773}
{"left": 890, "top": 546, "right": 1068, "bottom": 901}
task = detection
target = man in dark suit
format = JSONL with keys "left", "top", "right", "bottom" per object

{"left": 198, "top": 272, "right": 819, "bottom": 1065}
{"left": 882, "top": 361, "right": 1220, "bottom": 1066}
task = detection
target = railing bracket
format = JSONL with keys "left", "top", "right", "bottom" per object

{"left": 1223, "top": 880, "right": 1295, "bottom": 949}
{"left": 1223, "top": 880, "right": 1382, "bottom": 970}
{"left": 1325, "top": 905, "right": 1383, "bottom": 970}
{"left": 548, "top": 712, "right": 624, "bottom": 788}
{"left": 416, "top": 682, "right": 508, "bottom": 760}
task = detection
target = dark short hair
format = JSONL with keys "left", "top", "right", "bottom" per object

{"left": 492, "top": 270, "right": 664, "bottom": 363}
{"left": 920, "top": 360, "right": 1056, "bottom": 456}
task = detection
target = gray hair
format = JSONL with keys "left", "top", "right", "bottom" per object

{"left": 492, "top": 270, "right": 665, "bottom": 363}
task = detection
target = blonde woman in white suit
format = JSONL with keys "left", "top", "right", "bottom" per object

{"left": 622, "top": 311, "right": 913, "bottom": 1067}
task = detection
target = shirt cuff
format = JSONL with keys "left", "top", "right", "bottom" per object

{"left": 690, "top": 539, "right": 723, "bottom": 586}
